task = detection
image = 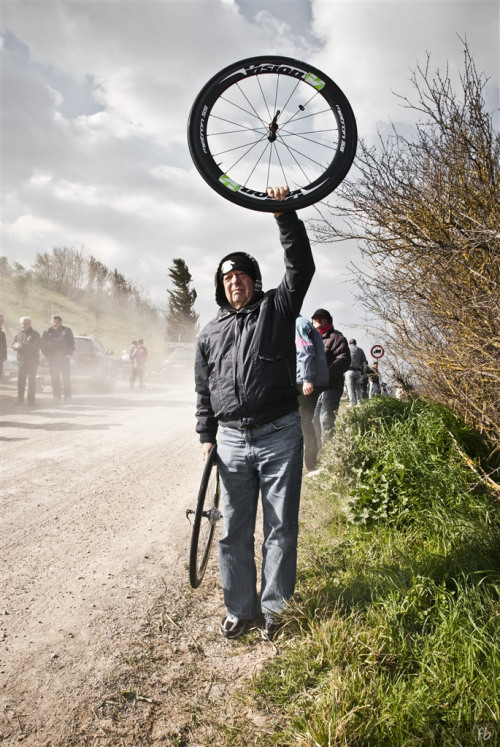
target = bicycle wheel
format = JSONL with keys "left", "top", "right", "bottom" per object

{"left": 187, "top": 55, "right": 357, "bottom": 212}
{"left": 188, "top": 445, "right": 222, "bottom": 588}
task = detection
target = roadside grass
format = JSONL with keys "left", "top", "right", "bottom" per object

{"left": 246, "top": 398, "right": 500, "bottom": 746}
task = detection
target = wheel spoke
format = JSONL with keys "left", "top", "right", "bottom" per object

{"left": 274, "top": 76, "right": 302, "bottom": 125}
{"left": 210, "top": 132, "right": 268, "bottom": 159}
{"left": 274, "top": 135, "right": 321, "bottom": 187}
{"left": 279, "top": 128, "right": 339, "bottom": 153}
{"left": 269, "top": 142, "right": 290, "bottom": 190}
{"left": 237, "top": 141, "right": 273, "bottom": 188}
{"left": 216, "top": 136, "right": 271, "bottom": 176}
{"left": 218, "top": 93, "right": 268, "bottom": 128}
{"left": 208, "top": 115, "right": 267, "bottom": 138}
{"left": 278, "top": 137, "right": 329, "bottom": 171}
{"left": 256, "top": 74, "right": 275, "bottom": 124}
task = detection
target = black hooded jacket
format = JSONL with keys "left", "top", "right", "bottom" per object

{"left": 195, "top": 211, "right": 314, "bottom": 444}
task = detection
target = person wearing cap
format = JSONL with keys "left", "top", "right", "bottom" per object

{"left": 195, "top": 186, "right": 315, "bottom": 640}
{"left": 41, "top": 314, "right": 75, "bottom": 401}
{"left": 311, "top": 309, "right": 350, "bottom": 444}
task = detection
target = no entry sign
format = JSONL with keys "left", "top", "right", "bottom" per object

{"left": 371, "top": 345, "right": 385, "bottom": 359}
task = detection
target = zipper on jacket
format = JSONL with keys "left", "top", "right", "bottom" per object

{"left": 285, "top": 358, "right": 294, "bottom": 387}
{"left": 233, "top": 313, "right": 247, "bottom": 411}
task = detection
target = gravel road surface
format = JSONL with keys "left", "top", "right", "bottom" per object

{"left": 1, "top": 380, "right": 213, "bottom": 742}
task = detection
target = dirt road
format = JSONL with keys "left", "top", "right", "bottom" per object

{"left": 1, "top": 381, "right": 273, "bottom": 745}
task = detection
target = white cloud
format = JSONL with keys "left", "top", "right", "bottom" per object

{"left": 6, "top": 213, "right": 57, "bottom": 243}
{"left": 310, "top": 1, "right": 499, "bottom": 135}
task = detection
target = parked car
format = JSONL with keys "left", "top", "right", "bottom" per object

{"left": 2, "top": 348, "right": 18, "bottom": 382}
{"left": 163, "top": 346, "right": 195, "bottom": 379}
{"left": 37, "top": 334, "right": 117, "bottom": 393}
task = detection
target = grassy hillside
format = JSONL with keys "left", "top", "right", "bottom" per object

{"left": 1, "top": 275, "right": 167, "bottom": 368}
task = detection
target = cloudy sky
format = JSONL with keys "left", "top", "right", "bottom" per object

{"left": 2, "top": 0, "right": 499, "bottom": 352}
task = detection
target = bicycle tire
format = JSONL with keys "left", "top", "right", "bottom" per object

{"left": 187, "top": 55, "right": 357, "bottom": 212}
{"left": 189, "top": 445, "right": 222, "bottom": 588}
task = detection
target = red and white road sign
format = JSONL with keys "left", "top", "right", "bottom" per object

{"left": 370, "top": 345, "right": 385, "bottom": 359}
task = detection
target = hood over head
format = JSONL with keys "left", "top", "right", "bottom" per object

{"left": 215, "top": 251, "right": 263, "bottom": 308}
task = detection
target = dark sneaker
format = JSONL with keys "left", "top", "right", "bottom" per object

{"left": 220, "top": 615, "right": 247, "bottom": 639}
{"left": 261, "top": 616, "right": 281, "bottom": 641}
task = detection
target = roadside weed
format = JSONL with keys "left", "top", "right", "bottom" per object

{"left": 249, "top": 398, "right": 500, "bottom": 746}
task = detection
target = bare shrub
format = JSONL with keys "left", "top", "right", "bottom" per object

{"left": 313, "top": 42, "right": 499, "bottom": 454}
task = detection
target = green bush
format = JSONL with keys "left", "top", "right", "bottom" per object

{"left": 322, "top": 398, "right": 497, "bottom": 526}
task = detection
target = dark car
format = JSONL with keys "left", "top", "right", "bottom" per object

{"left": 38, "top": 334, "right": 117, "bottom": 393}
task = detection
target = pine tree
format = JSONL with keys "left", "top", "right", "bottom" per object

{"left": 165, "top": 259, "right": 199, "bottom": 343}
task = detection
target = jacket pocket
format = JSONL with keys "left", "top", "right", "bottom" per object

{"left": 257, "top": 351, "right": 295, "bottom": 388}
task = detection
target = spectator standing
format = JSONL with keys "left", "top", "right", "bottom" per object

{"left": 130, "top": 339, "right": 148, "bottom": 388}
{"left": 345, "top": 338, "right": 367, "bottom": 407}
{"left": 12, "top": 317, "right": 41, "bottom": 406}
{"left": 195, "top": 187, "right": 314, "bottom": 640}
{"left": 395, "top": 376, "right": 409, "bottom": 400}
{"left": 0, "top": 314, "right": 7, "bottom": 382}
{"left": 40, "top": 314, "right": 75, "bottom": 401}
{"left": 366, "top": 361, "right": 381, "bottom": 398}
{"left": 295, "top": 315, "right": 328, "bottom": 472}
{"left": 311, "top": 309, "right": 350, "bottom": 445}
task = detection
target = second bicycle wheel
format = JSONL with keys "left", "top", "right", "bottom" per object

{"left": 187, "top": 56, "right": 357, "bottom": 211}
{"left": 189, "top": 445, "right": 222, "bottom": 588}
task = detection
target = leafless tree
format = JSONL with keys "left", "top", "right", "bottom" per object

{"left": 312, "top": 42, "right": 499, "bottom": 453}
{"left": 87, "top": 256, "right": 109, "bottom": 294}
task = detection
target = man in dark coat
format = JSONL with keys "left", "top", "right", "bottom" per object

{"left": 12, "top": 317, "right": 41, "bottom": 406}
{"left": 311, "top": 308, "right": 350, "bottom": 445}
{"left": 41, "top": 314, "right": 75, "bottom": 401}
{"left": 346, "top": 338, "right": 368, "bottom": 406}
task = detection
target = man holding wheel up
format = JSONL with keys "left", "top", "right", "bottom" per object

{"left": 194, "top": 187, "right": 315, "bottom": 640}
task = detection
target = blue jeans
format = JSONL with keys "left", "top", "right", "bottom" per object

{"left": 216, "top": 411, "right": 303, "bottom": 620}
{"left": 345, "top": 370, "right": 363, "bottom": 406}
{"left": 313, "top": 385, "right": 343, "bottom": 446}
{"left": 298, "top": 389, "right": 320, "bottom": 471}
